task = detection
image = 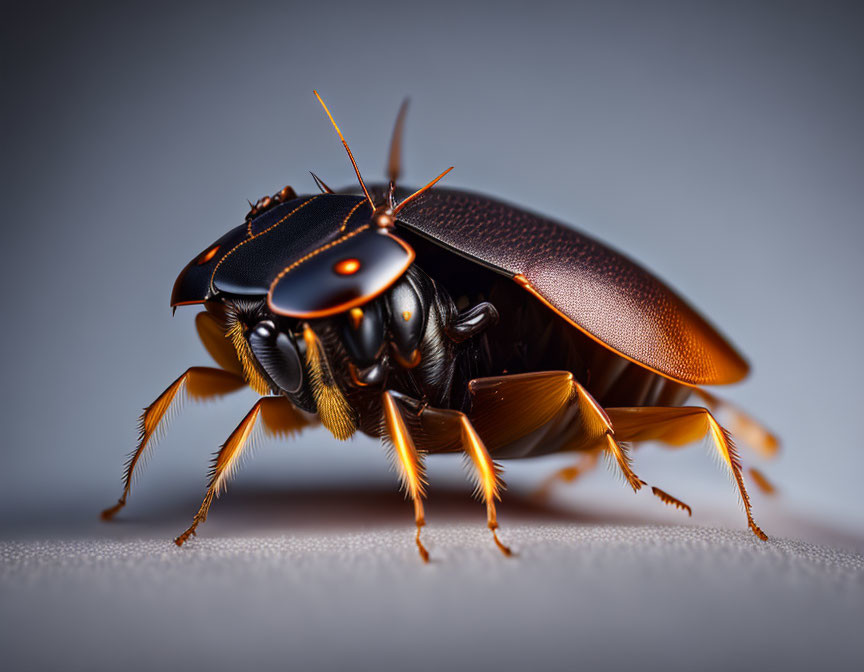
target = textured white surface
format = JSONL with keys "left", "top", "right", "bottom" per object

{"left": 2, "top": 519, "right": 863, "bottom": 672}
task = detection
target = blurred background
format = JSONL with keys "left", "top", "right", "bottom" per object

{"left": 2, "top": 0, "right": 862, "bottom": 535}
{"left": 3, "top": 2, "right": 864, "bottom": 671}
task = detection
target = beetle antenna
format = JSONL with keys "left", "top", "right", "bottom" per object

{"left": 387, "top": 98, "right": 410, "bottom": 186}
{"left": 392, "top": 167, "right": 454, "bottom": 215}
{"left": 309, "top": 171, "right": 334, "bottom": 194}
{"left": 313, "top": 90, "right": 374, "bottom": 209}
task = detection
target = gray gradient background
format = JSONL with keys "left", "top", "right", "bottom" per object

{"left": 2, "top": 1, "right": 864, "bottom": 670}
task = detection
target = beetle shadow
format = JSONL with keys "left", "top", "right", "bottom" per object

{"left": 123, "top": 482, "right": 656, "bottom": 534}
{"left": 92, "top": 481, "right": 864, "bottom": 554}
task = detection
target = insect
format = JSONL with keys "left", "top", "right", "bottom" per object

{"left": 102, "top": 92, "right": 779, "bottom": 561}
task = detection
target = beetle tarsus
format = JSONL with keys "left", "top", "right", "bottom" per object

{"left": 490, "top": 523, "right": 513, "bottom": 557}
{"left": 650, "top": 487, "right": 692, "bottom": 517}
{"left": 174, "top": 525, "right": 198, "bottom": 547}
{"left": 750, "top": 521, "right": 768, "bottom": 541}
{"left": 416, "top": 522, "right": 429, "bottom": 563}
{"left": 100, "top": 498, "right": 126, "bottom": 521}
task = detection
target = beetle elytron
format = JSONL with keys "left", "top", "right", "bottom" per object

{"left": 102, "top": 92, "right": 779, "bottom": 560}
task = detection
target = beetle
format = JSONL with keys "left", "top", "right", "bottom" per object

{"left": 102, "top": 92, "right": 779, "bottom": 561}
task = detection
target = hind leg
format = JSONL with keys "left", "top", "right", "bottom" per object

{"left": 533, "top": 448, "right": 602, "bottom": 500}
{"left": 606, "top": 406, "right": 767, "bottom": 540}
{"left": 692, "top": 388, "right": 780, "bottom": 459}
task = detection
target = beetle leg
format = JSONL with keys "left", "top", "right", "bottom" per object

{"left": 458, "top": 413, "right": 511, "bottom": 556}
{"left": 413, "top": 404, "right": 512, "bottom": 556}
{"left": 468, "top": 372, "right": 645, "bottom": 492}
{"left": 175, "top": 397, "right": 312, "bottom": 545}
{"left": 571, "top": 381, "right": 646, "bottom": 492}
{"left": 692, "top": 388, "right": 780, "bottom": 459}
{"left": 446, "top": 302, "right": 499, "bottom": 343}
{"left": 381, "top": 391, "right": 429, "bottom": 562}
{"left": 466, "top": 372, "right": 695, "bottom": 515}
{"left": 533, "top": 448, "right": 602, "bottom": 500}
{"left": 605, "top": 406, "right": 768, "bottom": 540}
{"left": 101, "top": 367, "right": 246, "bottom": 521}
{"left": 195, "top": 311, "right": 244, "bottom": 377}
{"left": 748, "top": 467, "right": 777, "bottom": 495}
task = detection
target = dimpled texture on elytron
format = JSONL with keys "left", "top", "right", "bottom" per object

{"left": 397, "top": 188, "right": 748, "bottom": 385}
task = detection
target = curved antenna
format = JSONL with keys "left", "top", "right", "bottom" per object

{"left": 309, "top": 171, "right": 334, "bottom": 194}
{"left": 387, "top": 98, "right": 410, "bottom": 185}
{"left": 392, "top": 167, "right": 454, "bottom": 215}
{"left": 313, "top": 91, "right": 374, "bottom": 209}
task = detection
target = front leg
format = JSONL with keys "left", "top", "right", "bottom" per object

{"left": 101, "top": 366, "right": 245, "bottom": 521}
{"left": 175, "top": 396, "right": 312, "bottom": 545}
{"left": 381, "top": 391, "right": 429, "bottom": 562}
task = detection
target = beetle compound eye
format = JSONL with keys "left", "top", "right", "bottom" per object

{"left": 248, "top": 320, "right": 304, "bottom": 394}
{"left": 197, "top": 244, "right": 220, "bottom": 265}
{"left": 334, "top": 258, "right": 362, "bottom": 275}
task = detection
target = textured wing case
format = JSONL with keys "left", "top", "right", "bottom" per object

{"left": 397, "top": 188, "right": 748, "bottom": 386}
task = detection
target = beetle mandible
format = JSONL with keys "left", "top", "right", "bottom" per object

{"left": 102, "top": 92, "right": 779, "bottom": 561}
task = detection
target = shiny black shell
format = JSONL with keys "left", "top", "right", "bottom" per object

{"left": 172, "top": 189, "right": 748, "bottom": 387}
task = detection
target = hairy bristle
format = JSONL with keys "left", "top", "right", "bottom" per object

{"left": 604, "top": 435, "right": 644, "bottom": 492}
{"left": 707, "top": 417, "right": 768, "bottom": 540}
{"left": 303, "top": 326, "right": 356, "bottom": 440}
{"left": 651, "top": 486, "right": 692, "bottom": 516}
{"left": 225, "top": 309, "right": 270, "bottom": 396}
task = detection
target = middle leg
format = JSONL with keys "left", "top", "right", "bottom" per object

{"left": 405, "top": 400, "right": 512, "bottom": 557}
{"left": 467, "top": 371, "right": 690, "bottom": 515}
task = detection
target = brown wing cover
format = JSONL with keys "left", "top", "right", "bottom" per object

{"left": 397, "top": 188, "right": 748, "bottom": 386}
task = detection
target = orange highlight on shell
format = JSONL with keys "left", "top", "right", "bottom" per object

{"left": 197, "top": 245, "right": 220, "bottom": 265}
{"left": 333, "top": 258, "right": 361, "bottom": 275}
